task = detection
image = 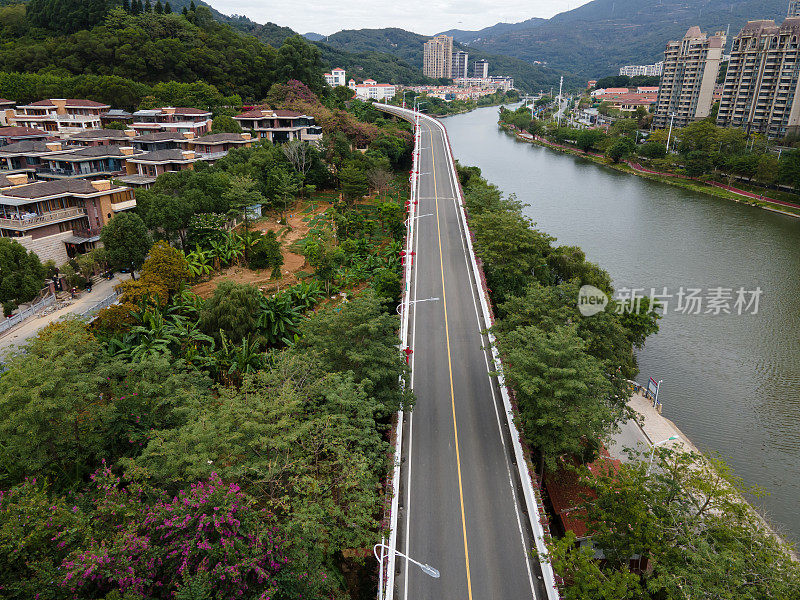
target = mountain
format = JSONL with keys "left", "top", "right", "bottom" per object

{"left": 303, "top": 32, "right": 325, "bottom": 41}
{"left": 436, "top": 0, "right": 790, "bottom": 81}
{"left": 440, "top": 17, "right": 546, "bottom": 44}
{"left": 321, "top": 27, "right": 571, "bottom": 91}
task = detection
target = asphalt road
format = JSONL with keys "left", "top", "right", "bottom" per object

{"left": 382, "top": 107, "right": 544, "bottom": 600}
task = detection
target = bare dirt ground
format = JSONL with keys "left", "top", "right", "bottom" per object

{"left": 191, "top": 198, "right": 333, "bottom": 298}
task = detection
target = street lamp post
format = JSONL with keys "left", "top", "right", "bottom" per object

{"left": 647, "top": 435, "right": 680, "bottom": 475}
{"left": 666, "top": 112, "right": 676, "bottom": 153}
{"left": 374, "top": 542, "right": 440, "bottom": 600}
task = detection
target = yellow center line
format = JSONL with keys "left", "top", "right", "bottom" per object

{"left": 429, "top": 124, "right": 473, "bottom": 600}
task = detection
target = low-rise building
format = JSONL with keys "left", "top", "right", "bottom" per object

{"left": 0, "top": 126, "right": 50, "bottom": 147}
{"left": 66, "top": 129, "right": 136, "bottom": 147}
{"left": 0, "top": 140, "right": 68, "bottom": 176}
{"left": 191, "top": 132, "right": 252, "bottom": 161}
{"left": 619, "top": 61, "right": 664, "bottom": 77}
{"left": 121, "top": 149, "right": 199, "bottom": 188}
{"left": 348, "top": 79, "right": 396, "bottom": 101}
{"left": 0, "top": 178, "right": 135, "bottom": 264}
{"left": 130, "top": 107, "right": 212, "bottom": 136}
{"left": 12, "top": 99, "right": 110, "bottom": 136}
{"left": 233, "top": 108, "right": 322, "bottom": 143}
{"left": 324, "top": 68, "right": 347, "bottom": 87}
{"left": 131, "top": 131, "right": 194, "bottom": 153}
{"left": 36, "top": 145, "right": 140, "bottom": 181}
{"left": 100, "top": 109, "right": 133, "bottom": 128}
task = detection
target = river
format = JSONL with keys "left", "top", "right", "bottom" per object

{"left": 443, "top": 105, "right": 800, "bottom": 544}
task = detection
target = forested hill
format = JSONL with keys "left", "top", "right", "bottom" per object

{"left": 0, "top": 1, "right": 329, "bottom": 105}
{"left": 437, "top": 0, "right": 790, "bottom": 80}
{"left": 320, "top": 27, "right": 572, "bottom": 91}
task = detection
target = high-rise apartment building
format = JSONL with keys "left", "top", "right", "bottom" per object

{"left": 717, "top": 17, "right": 800, "bottom": 138}
{"left": 452, "top": 51, "right": 469, "bottom": 79}
{"left": 652, "top": 26, "right": 726, "bottom": 129}
{"left": 790, "top": 1, "right": 800, "bottom": 17}
{"left": 472, "top": 59, "right": 489, "bottom": 79}
{"left": 423, "top": 35, "right": 453, "bottom": 79}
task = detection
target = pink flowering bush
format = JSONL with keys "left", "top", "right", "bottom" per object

{"left": 61, "top": 468, "right": 287, "bottom": 599}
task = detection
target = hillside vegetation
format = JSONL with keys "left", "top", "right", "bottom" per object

{"left": 0, "top": 3, "right": 326, "bottom": 103}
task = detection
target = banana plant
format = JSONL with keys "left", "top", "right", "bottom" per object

{"left": 186, "top": 245, "right": 213, "bottom": 279}
{"left": 257, "top": 293, "right": 303, "bottom": 347}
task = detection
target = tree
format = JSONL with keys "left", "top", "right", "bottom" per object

{"left": 274, "top": 35, "right": 326, "bottom": 95}
{"left": 250, "top": 231, "right": 284, "bottom": 277}
{"left": 637, "top": 141, "right": 666, "bottom": 159}
{"left": 296, "top": 289, "right": 410, "bottom": 418}
{"left": 163, "top": 1, "right": 171, "bottom": 13}
{"left": 684, "top": 150, "right": 713, "bottom": 177}
{"left": 100, "top": 213, "right": 151, "bottom": 279}
{"left": 499, "top": 323, "right": 617, "bottom": 471}
{"left": 607, "top": 137, "right": 635, "bottom": 163}
{"left": 339, "top": 163, "right": 369, "bottom": 204}
{"left": 0, "top": 319, "right": 210, "bottom": 488}
{"left": 199, "top": 281, "right": 263, "bottom": 345}
{"left": 154, "top": 0, "right": 163, "bottom": 14}
{"left": 26, "top": 0, "right": 111, "bottom": 34}
{"left": 219, "top": 174, "right": 261, "bottom": 262}
{"left": 779, "top": 149, "right": 800, "bottom": 190}
{"left": 282, "top": 140, "right": 316, "bottom": 188}
{"left": 573, "top": 449, "right": 800, "bottom": 599}
{"left": 211, "top": 115, "right": 242, "bottom": 134}
{"left": 575, "top": 129, "right": 605, "bottom": 153}
{"left": 144, "top": 0, "right": 152, "bottom": 12}
{"left": 139, "top": 240, "right": 190, "bottom": 294}
{"left": 268, "top": 169, "right": 300, "bottom": 220}
{"left": 0, "top": 238, "right": 45, "bottom": 308}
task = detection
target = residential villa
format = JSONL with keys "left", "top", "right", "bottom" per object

{"left": 130, "top": 107, "right": 213, "bottom": 136}
{"left": 12, "top": 99, "right": 109, "bottom": 136}
{"left": 348, "top": 79, "right": 396, "bottom": 101}
{"left": 233, "top": 108, "right": 322, "bottom": 143}
{"left": 0, "top": 126, "right": 50, "bottom": 147}
{"left": 130, "top": 131, "right": 194, "bottom": 153}
{"left": 100, "top": 109, "right": 133, "bottom": 128}
{"left": 36, "top": 145, "right": 141, "bottom": 181}
{"left": 66, "top": 129, "right": 136, "bottom": 147}
{"left": 0, "top": 178, "right": 135, "bottom": 264}
{"left": 0, "top": 140, "right": 68, "bottom": 176}
{"left": 191, "top": 132, "right": 252, "bottom": 160}
{"left": 120, "top": 149, "right": 199, "bottom": 188}
{"left": 324, "top": 68, "right": 347, "bottom": 87}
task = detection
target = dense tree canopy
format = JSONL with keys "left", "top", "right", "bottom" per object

{"left": 0, "top": 237, "right": 45, "bottom": 309}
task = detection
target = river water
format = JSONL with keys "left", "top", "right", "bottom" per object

{"left": 443, "top": 105, "right": 800, "bottom": 544}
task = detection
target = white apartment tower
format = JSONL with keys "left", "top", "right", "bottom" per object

{"left": 472, "top": 59, "right": 489, "bottom": 79}
{"left": 423, "top": 35, "right": 453, "bottom": 79}
{"left": 717, "top": 17, "right": 800, "bottom": 138}
{"left": 790, "top": 1, "right": 800, "bottom": 17}
{"left": 652, "top": 26, "right": 726, "bottom": 129}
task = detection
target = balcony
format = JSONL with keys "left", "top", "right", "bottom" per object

{"left": 0, "top": 207, "right": 86, "bottom": 230}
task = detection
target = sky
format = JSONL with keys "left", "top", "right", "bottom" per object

{"left": 206, "top": 0, "right": 592, "bottom": 36}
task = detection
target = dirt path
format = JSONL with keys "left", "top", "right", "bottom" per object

{"left": 191, "top": 198, "right": 333, "bottom": 298}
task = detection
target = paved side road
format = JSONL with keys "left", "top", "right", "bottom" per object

{"left": 382, "top": 107, "right": 544, "bottom": 600}
{"left": 0, "top": 273, "right": 126, "bottom": 355}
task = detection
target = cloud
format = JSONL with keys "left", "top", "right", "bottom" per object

{"left": 206, "top": 0, "right": 590, "bottom": 36}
